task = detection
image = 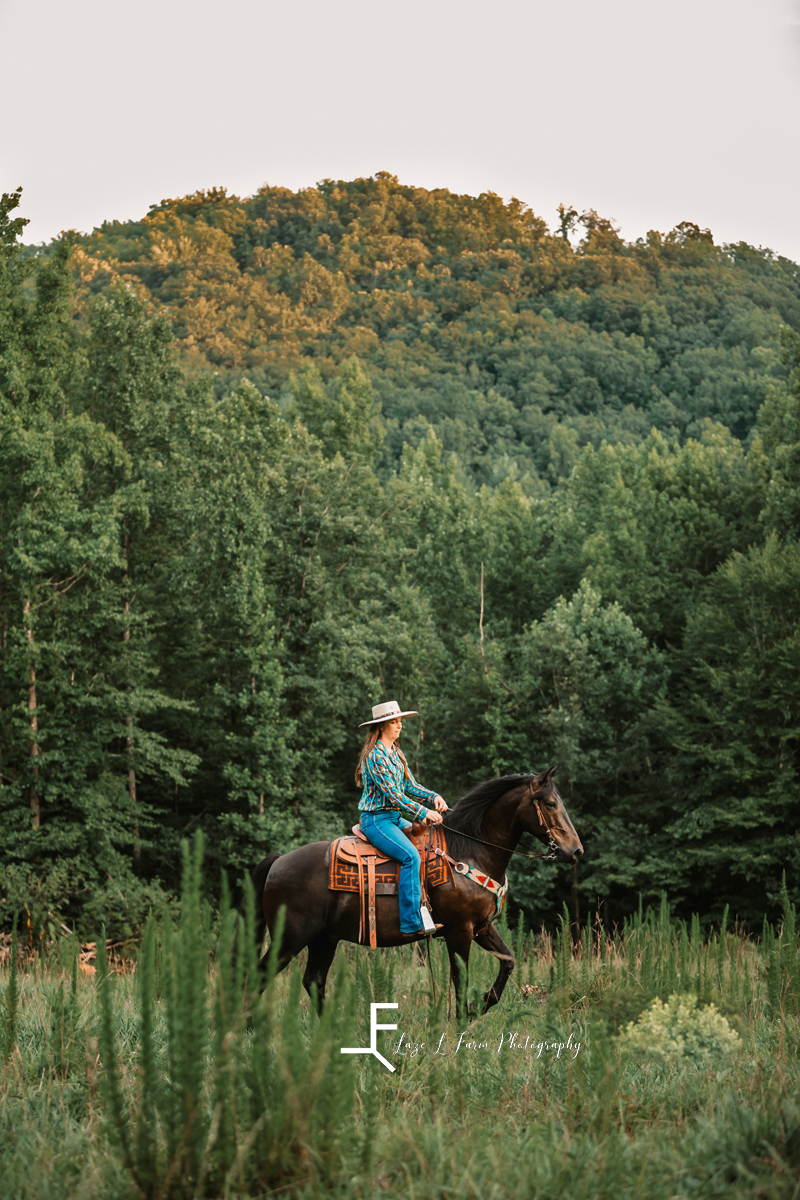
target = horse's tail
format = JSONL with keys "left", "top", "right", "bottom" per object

{"left": 249, "top": 852, "right": 282, "bottom": 958}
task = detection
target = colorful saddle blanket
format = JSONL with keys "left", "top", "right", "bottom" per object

{"left": 329, "top": 824, "right": 451, "bottom": 893}
{"left": 328, "top": 824, "right": 453, "bottom": 947}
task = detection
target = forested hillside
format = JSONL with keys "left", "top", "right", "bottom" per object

{"left": 3, "top": 180, "right": 800, "bottom": 940}
{"left": 58, "top": 173, "right": 800, "bottom": 486}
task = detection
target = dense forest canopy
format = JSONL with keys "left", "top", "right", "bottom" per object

{"left": 56, "top": 173, "right": 800, "bottom": 487}
{"left": 3, "top": 178, "right": 800, "bottom": 940}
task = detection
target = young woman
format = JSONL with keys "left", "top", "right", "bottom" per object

{"left": 355, "top": 700, "right": 447, "bottom": 937}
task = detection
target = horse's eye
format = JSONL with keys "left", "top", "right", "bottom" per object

{"left": 545, "top": 800, "right": 558, "bottom": 809}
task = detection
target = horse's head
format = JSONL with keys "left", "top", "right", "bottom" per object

{"left": 517, "top": 766, "right": 583, "bottom": 864}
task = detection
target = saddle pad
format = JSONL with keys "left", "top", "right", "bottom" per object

{"left": 330, "top": 846, "right": 399, "bottom": 894}
{"left": 329, "top": 825, "right": 452, "bottom": 894}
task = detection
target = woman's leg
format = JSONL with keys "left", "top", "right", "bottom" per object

{"left": 361, "top": 812, "right": 423, "bottom": 933}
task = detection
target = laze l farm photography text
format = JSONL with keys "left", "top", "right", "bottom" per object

{"left": 394, "top": 1029, "right": 582, "bottom": 1059}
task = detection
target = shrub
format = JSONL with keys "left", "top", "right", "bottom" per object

{"left": 616, "top": 993, "right": 740, "bottom": 1062}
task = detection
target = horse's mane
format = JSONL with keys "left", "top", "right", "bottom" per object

{"left": 443, "top": 773, "right": 536, "bottom": 861}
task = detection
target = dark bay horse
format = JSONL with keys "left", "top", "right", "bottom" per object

{"left": 251, "top": 767, "right": 582, "bottom": 1018}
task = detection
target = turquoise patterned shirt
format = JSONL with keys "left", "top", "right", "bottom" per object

{"left": 358, "top": 741, "right": 436, "bottom": 821}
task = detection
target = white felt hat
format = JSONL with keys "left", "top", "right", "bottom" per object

{"left": 358, "top": 700, "right": 419, "bottom": 728}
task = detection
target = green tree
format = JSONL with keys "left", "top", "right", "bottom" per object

{"left": 663, "top": 535, "right": 800, "bottom": 921}
{"left": 482, "top": 582, "right": 668, "bottom": 922}
{"left": 0, "top": 203, "right": 192, "bottom": 934}
{"left": 285, "top": 356, "right": 383, "bottom": 461}
{"left": 80, "top": 285, "right": 200, "bottom": 864}
{"left": 152, "top": 377, "right": 294, "bottom": 868}
{"left": 547, "top": 424, "right": 764, "bottom": 646}
{"left": 757, "top": 327, "right": 800, "bottom": 540}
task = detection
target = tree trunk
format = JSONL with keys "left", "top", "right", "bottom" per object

{"left": 571, "top": 862, "right": 580, "bottom": 939}
{"left": 0, "top": 622, "right": 4, "bottom": 788}
{"left": 23, "top": 601, "right": 40, "bottom": 829}
{"left": 126, "top": 711, "right": 139, "bottom": 856}
{"left": 251, "top": 673, "right": 265, "bottom": 817}
{"left": 123, "top": 537, "right": 140, "bottom": 859}
{"left": 479, "top": 561, "right": 488, "bottom": 675}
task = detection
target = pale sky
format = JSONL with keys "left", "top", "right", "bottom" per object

{"left": 2, "top": 0, "right": 800, "bottom": 259}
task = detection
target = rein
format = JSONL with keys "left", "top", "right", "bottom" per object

{"left": 439, "top": 822, "right": 558, "bottom": 861}
{"left": 424, "top": 779, "right": 561, "bottom": 930}
{"left": 438, "top": 784, "right": 560, "bottom": 862}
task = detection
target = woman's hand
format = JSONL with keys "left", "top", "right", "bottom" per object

{"left": 433, "top": 794, "right": 448, "bottom": 813}
{"left": 425, "top": 808, "right": 444, "bottom": 825}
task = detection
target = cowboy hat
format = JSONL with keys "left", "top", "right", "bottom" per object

{"left": 358, "top": 700, "right": 419, "bottom": 728}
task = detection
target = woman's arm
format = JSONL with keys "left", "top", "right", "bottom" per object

{"left": 363, "top": 748, "right": 427, "bottom": 822}
{"left": 401, "top": 754, "right": 448, "bottom": 813}
{"left": 401, "top": 754, "right": 436, "bottom": 803}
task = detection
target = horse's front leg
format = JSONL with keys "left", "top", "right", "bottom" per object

{"left": 444, "top": 926, "right": 473, "bottom": 1021}
{"left": 474, "top": 922, "right": 515, "bottom": 1014}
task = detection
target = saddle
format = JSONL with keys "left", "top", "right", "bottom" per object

{"left": 329, "top": 821, "right": 452, "bottom": 948}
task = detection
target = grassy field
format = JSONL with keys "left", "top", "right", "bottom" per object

{"left": 2, "top": 843, "right": 799, "bottom": 1200}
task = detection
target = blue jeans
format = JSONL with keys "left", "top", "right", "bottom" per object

{"left": 360, "top": 810, "right": 422, "bottom": 933}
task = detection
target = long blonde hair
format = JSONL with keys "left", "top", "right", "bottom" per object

{"left": 355, "top": 725, "right": 410, "bottom": 786}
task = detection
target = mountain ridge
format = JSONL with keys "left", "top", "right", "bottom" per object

{"left": 43, "top": 173, "right": 800, "bottom": 484}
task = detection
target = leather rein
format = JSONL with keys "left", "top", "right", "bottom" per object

{"left": 422, "top": 779, "right": 558, "bottom": 935}
{"left": 436, "top": 780, "right": 560, "bottom": 863}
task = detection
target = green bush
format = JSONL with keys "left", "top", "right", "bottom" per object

{"left": 616, "top": 992, "right": 740, "bottom": 1062}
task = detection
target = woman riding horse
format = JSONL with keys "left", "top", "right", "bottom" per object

{"left": 252, "top": 741, "right": 583, "bottom": 1017}
{"left": 356, "top": 700, "right": 447, "bottom": 938}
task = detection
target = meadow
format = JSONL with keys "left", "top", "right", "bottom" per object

{"left": 1, "top": 837, "right": 798, "bottom": 1200}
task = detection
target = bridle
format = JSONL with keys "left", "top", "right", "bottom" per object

{"left": 438, "top": 776, "right": 560, "bottom": 863}
{"left": 529, "top": 812, "right": 560, "bottom": 861}
{"left": 428, "top": 776, "right": 561, "bottom": 939}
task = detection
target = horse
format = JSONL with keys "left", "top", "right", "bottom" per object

{"left": 250, "top": 766, "right": 582, "bottom": 1018}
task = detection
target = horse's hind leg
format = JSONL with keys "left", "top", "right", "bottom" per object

{"left": 247, "top": 853, "right": 282, "bottom": 963}
{"left": 257, "top": 911, "right": 311, "bottom": 983}
{"left": 303, "top": 934, "right": 339, "bottom": 1015}
{"left": 257, "top": 846, "right": 332, "bottom": 989}
{"left": 257, "top": 943, "right": 294, "bottom": 980}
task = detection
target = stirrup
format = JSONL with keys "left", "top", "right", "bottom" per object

{"left": 420, "top": 906, "right": 437, "bottom": 933}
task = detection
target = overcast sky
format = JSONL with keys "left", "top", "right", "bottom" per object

{"left": 2, "top": 0, "right": 799, "bottom": 259}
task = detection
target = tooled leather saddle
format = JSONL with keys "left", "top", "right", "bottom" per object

{"left": 328, "top": 821, "right": 452, "bottom": 948}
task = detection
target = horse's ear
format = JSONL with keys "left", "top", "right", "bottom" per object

{"left": 545, "top": 765, "right": 558, "bottom": 781}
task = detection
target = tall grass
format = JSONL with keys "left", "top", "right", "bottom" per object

{"left": 1, "top": 844, "right": 798, "bottom": 1199}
